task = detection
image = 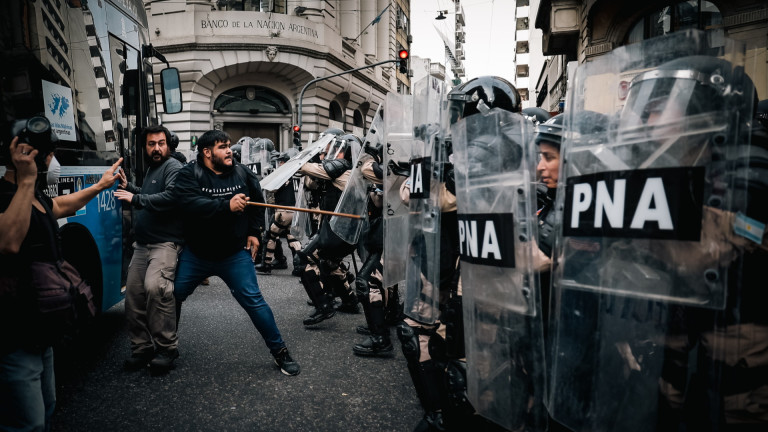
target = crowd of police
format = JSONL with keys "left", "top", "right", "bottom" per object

{"left": 3, "top": 28, "right": 768, "bottom": 432}
{"left": 251, "top": 30, "right": 768, "bottom": 432}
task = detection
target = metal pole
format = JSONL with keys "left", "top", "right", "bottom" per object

{"left": 298, "top": 59, "right": 398, "bottom": 130}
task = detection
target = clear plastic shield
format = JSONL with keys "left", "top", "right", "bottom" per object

{"left": 383, "top": 91, "right": 413, "bottom": 289}
{"left": 260, "top": 134, "right": 335, "bottom": 191}
{"left": 547, "top": 30, "right": 761, "bottom": 431}
{"left": 402, "top": 76, "right": 446, "bottom": 324}
{"left": 290, "top": 175, "right": 313, "bottom": 242}
{"left": 451, "top": 108, "right": 542, "bottom": 430}
{"left": 240, "top": 137, "right": 267, "bottom": 178}
{"left": 330, "top": 105, "right": 384, "bottom": 244}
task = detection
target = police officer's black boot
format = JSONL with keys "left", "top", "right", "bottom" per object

{"left": 410, "top": 360, "right": 447, "bottom": 432}
{"left": 301, "top": 271, "right": 335, "bottom": 326}
{"left": 272, "top": 239, "right": 288, "bottom": 269}
{"left": 254, "top": 260, "right": 272, "bottom": 274}
{"left": 353, "top": 304, "right": 394, "bottom": 357}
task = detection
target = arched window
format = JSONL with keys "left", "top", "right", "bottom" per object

{"left": 329, "top": 101, "right": 343, "bottom": 123}
{"left": 625, "top": 1, "right": 722, "bottom": 45}
{"left": 353, "top": 109, "right": 364, "bottom": 129}
{"left": 213, "top": 86, "right": 291, "bottom": 114}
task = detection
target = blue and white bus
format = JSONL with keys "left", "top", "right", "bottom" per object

{"left": 0, "top": 0, "right": 181, "bottom": 314}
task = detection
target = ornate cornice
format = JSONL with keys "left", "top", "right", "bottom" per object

{"left": 154, "top": 43, "right": 392, "bottom": 95}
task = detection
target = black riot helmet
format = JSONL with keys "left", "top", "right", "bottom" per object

{"left": 621, "top": 56, "right": 754, "bottom": 128}
{"left": 466, "top": 131, "right": 523, "bottom": 177}
{"left": 522, "top": 107, "right": 552, "bottom": 126}
{"left": 336, "top": 134, "right": 361, "bottom": 161}
{"left": 534, "top": 114, "right": 565, "bottom": 148}
{"left": 169, "top": 130, "right": 179, "bottom": 150}
{"left": 535, "top": 111, "right": 609, "bottom": 150}
{"left": 320, "top": 127, "right": 345, "bottom": 137}
{"left": 256, "top": 138, "right": 275, "bottom": 152}
{"left": 230, "top": 142, "right": 242, "bottom": 163}
{"left": 447, "top": 76, "right": 522, "bottom": 123}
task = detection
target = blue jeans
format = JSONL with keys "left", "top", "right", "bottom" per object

{"left": 174, "top": 249, "right": 286, "bottom": 355}
{"left": 0, "top": 346, "right": 55, "bottom": 432}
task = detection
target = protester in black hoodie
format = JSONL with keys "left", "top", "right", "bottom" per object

{"left": 172, "top": 129, "right": 300, "bottom": 376}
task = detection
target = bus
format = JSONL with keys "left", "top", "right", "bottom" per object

{"left": 0, "top": 0, "right": 181, "bottom": 316}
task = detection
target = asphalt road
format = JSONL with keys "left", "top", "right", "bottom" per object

{"left": 50, "top": 254, "right": 423, "bottom": 432}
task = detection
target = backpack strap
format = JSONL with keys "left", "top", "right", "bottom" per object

{"left": 33, "top": 191, "right": 63, "bottom": 261}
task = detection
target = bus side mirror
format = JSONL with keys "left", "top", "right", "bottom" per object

{"left": 160, "top": 67, "right": 182, "bottom": 114}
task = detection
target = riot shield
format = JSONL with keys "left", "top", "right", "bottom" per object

{"left": 451, "top": 108, "right": 541, "bottom": 430}
{"left": 260, "top": 134, "right": 335, "bottom": 191}
{"left": 239, "top": 137, "right": 267, "bottom": 178}
{"left": 290, "top": 175, "right": 313, "bottom": 242}
{"left": 547, "top": 30, "right": 762, "bottom": 432}
{"left": 402, "top": 76, "right": 447, "bottom": 324}
{"left": 382, "top": 91, "right": 413, "bottom": 289}
{"left": 329, "top": 105, "right": 384, "bottom": 244}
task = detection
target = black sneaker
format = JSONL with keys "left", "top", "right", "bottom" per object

{"left": 273, "top": 347, "right": 300, "bottom": 376}
{"left": 273, "top": 257, "right": 288, "bottom": 270}
{"left": 149, "top": 350, "right": 179, "bottom": 375}
{"left": 123, "top": 352, "right": 154, "bottom": 371}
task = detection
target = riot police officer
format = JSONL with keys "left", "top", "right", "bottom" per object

{"left": 351, "top": 127, "right": 394, "bottom": 357}
{"left": 397, "top": 76, "right": 524, "bottom": 432}
{"left": 546, "top": 31, "right": 767, "bottom": 432}
{"left": 297, "top": 134, "right": 361, "bottom": 326}
{"left": 255, "top": 152, "right": 300, "bottom": 274}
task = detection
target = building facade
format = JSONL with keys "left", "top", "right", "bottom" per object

{"left": 144, "top": 0, "right": 411, "bottom": 152}
{"left": 534, "top": 0, "right": 768, "bottom": 112}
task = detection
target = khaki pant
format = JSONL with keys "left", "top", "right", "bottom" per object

{"left": 265, "top": 210, "right": 301, "bottom": 263}
{"left": 125, "top": 242, "right": 180, "bottom": 355}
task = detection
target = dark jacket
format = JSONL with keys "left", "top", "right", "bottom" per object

{"left": 124, "top": 157, "right": 183, "bottom": 245}
{"left": 174, "top": 161, "right": 265, "bottom": 260}
{"left": 0, "top": 180, "right": 59, "bottom": 352}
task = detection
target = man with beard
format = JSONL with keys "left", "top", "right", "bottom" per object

{"left": 171, "top": 129, "right": 300, "bottom": 376}
{"left": 116, "top": 125, "right": 184, "bottom": 374}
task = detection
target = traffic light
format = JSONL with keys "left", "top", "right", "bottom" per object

{"left": 398, "top": 49, "right": 409, "bottom": 75}
{"left": 292, "top": 125, "right": 301, "bottom": 147}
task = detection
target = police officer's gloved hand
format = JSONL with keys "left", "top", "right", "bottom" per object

{"left": 445, "top": 165, "right": 456, "bottom": 196}
{"left": 388, "top": 160, "right": 410, "bottom": 177}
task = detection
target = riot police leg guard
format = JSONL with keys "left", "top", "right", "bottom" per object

{"left": 300, "top": 267, "right": 336, "bottom": 326}
{"left": 331, "top": 261, "right": 359, "bottom": 314}
{"left": 272, "top": 238, "right": 288, "bottom": 269}
{"left": 353, "top": 253, "right": 380, "bottom": 335}
{"left": 442, "top": 294, "right": 465, "bottom": 359}
{"left": 385, "top": 284, "right": 403, "bottom": 326}
{"left": 256, "top": 223, "right": 282, "bottom": 273}
{"left": 396, "top": 320, "right": 446, "bottom": 431}
{"left": 294, "top": 234, "right": 320, "bottom": 274}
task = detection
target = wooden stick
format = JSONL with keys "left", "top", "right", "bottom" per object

{"left": 246, "top": 201, "right": 363, "bottom": 219}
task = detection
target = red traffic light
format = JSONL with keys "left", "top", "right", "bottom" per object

{"left": 398, "top": 49, "right": 409, "bottom": 60}
{"left": 292, "top": 125, "right": 301, "bottom": 132}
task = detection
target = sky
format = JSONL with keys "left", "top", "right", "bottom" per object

{"left": 408, "top": 0, "right": 518, "bottom": 84}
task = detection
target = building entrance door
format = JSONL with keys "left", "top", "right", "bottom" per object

{"left": 225, "top": 123, "right": 281, "bottom": 150}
